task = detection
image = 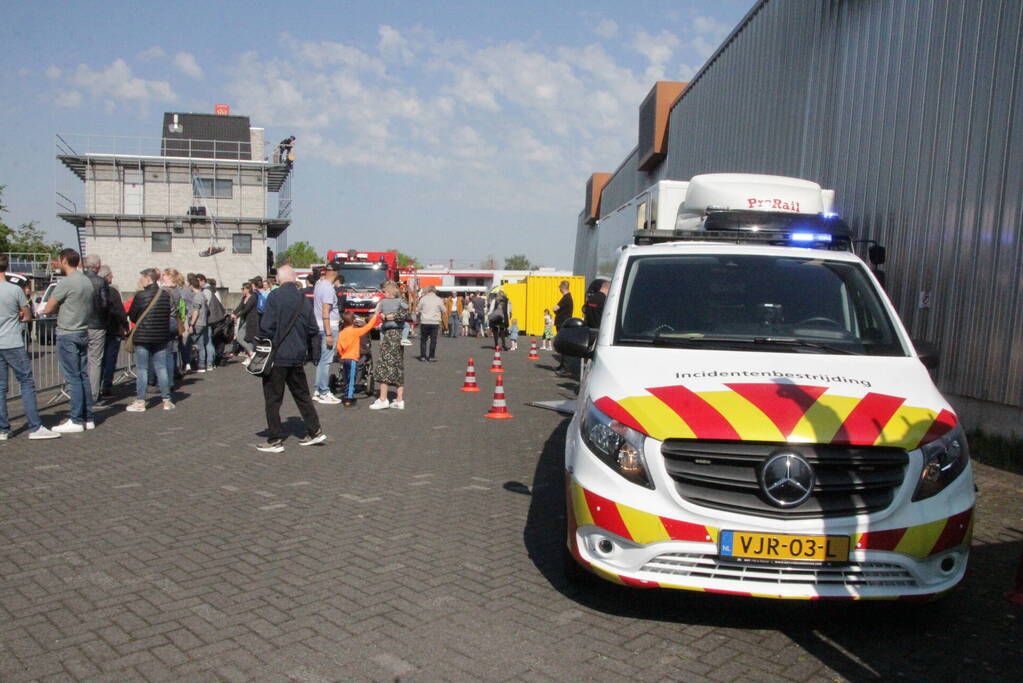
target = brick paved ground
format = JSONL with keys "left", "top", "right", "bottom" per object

{"left": 1, "top": 335, "right": 1021, "bottom": 681}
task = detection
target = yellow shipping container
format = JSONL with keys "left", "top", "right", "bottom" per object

{"left": 501, "top": 282, "right": 528, "bottom": 335}
{"left": 524, "top": 275, "right": 585, "bottom": 337}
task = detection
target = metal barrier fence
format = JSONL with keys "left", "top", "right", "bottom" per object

{"left": 4, "top": 316, "right": 135, "bottom": 417}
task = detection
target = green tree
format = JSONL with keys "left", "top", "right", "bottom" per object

{"left": 387, "top": 248, "right": 421, "bottom": 268}
{"left": 0, "top": 186, "right": 63, "bottom": 256}
{"left": 503, "top": 254, "right": 534, "bottom": 270}
{"left": 275, "top": 240, "right": 321, "bottom": 268}
{"left": 9, "top": 221, "right": 64, "bottom": 257}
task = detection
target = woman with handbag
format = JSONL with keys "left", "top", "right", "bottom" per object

{"left": 126, "top": 268, "right": 175, "bottom": 412}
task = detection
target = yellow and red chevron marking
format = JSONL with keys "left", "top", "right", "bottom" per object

{"left": 566, "top": 478, "right": 967, "bottom": 598}
{"left": 596, "top": 383, "right": 956, "bottom": 449}
{"left": 570, "top": 477, "right": 971, "bottom": 562}
{"left": 854, "top": 506, "right": 973, "bottom": 558}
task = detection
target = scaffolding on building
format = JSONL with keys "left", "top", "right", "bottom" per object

{"left": 54, "top": 133, "right": 292, "bottom": 255}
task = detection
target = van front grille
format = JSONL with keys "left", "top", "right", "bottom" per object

{"left": 661, "top": 440, "right": 908, "bottom": 519}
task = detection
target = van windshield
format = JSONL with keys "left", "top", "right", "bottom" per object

{"left": 615, "top": 254, "right": 906, "bottom": 356}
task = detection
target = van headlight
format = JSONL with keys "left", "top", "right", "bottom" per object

{"left": 912, "top": 425, "right": 969, "bottom": 501}
{"left": 580, "top": 400, "right": 653, "bottom": 488}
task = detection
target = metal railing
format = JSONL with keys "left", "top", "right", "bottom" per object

{"left": 3, "top": 319, "right": 135, "bottom": 417}
{"left": 55, "top": 133, "right": 281, "bottom": 162}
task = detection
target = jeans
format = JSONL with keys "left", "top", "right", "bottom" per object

{"left": 448, "top": 313, "right": 460, "bottom": 337}
{"left": 165, "top": 339, "right": 177, "bottom": 383}
{"left": 87, "top": 328, "right": 105, "bottom": 401}
{"left": 100, "top": 334, "right": 120, "bottom": 392}
{"left": 314, "top": 322, "right": 337, "bottom": 395}
{"left": 193, "top": 326, "right": 212, "bottom": 369}
{"left": 419, "top": 324, "right": 439, "bottom": 359}
{"left": 262, "top": 364, "right": 320, "bottom": 441}
{"left": 401, "top": 323, "right": 410, "bottom": 343}
{"left": 341, "top": 359, "right": 358, "bottom": 400}
{"left": 57, "top": 331, "right": 93, "bottom": 423}
{"left": 134, "top": 343, "right": 171, "bottom": 401}
{"left": 0, "top": 346, "right": 42, "bottom": 432}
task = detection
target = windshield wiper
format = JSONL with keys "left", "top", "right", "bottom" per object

{"left": 619, "top": 334, "right": 860, "bottom": 355}
{"left": 751, "top": 337, "right": 861, "bottom": 355}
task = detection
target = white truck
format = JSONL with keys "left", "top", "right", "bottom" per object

{"left": 558, "top": 174, "right": 973, "bottom": 600}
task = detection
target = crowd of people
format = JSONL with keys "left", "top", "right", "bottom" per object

{"left": 0, "top": 251, "right": 603, "bottom": 450}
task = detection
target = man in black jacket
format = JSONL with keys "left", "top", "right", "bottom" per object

{"left": 257, "top": 265, "right": 325, "bottom": 452}
{"left": 126, "top": 269, "right": 174, "bottom": 412}
{"left": 98, "top": 266, "right": 128, "bottom": 398}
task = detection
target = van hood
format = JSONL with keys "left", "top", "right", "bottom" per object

{"left": 588, "top": 346, "right": 956, "bottom": 450}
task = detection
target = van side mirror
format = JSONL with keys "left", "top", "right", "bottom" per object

{"left": 554, "top": 318, "right": 592, "bottom": 358}
{"left": 913, "top": 339, "right": 939, "bottom": 370}
{"left": 868, "top": 245, "right": 887, "bottom": 266}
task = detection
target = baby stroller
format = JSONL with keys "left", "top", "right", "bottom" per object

{"left": 330, "top": 334, "right": 375, "bottom": 400}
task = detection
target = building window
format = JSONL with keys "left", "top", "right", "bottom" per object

{"left": 232, "top": 233, "right": 252, "bottom": 254}
{"left": 152, "top": 232, "right": 172, "bottom": 253}
{"left": 193, "top": 177, "right": 233, "bottom": 199}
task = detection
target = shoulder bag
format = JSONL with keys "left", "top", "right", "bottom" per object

{"left": 247, "top": 299, "right": 304, "bottom": 378}
{"left": 124, "top": 289, "right": 164, "bottom": 354}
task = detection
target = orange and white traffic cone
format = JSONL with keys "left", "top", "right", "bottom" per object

{"left": 485, "top": 374, "right": 513, "bottom": 419}
{"left": 527, "top": 338, "right": 540, "bottom": 360}
{"left": 1007, "top": 540, "right": 1023, "bottom": 605}
{"left": 460, "top": 357, "right": 481, "bottom": 392}
{"left": 489, "top": 347, "right": 504, "bottom": 373}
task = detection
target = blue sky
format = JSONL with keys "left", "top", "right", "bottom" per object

{"left": 0, "top": 0, "right": 756, "bottom": 268}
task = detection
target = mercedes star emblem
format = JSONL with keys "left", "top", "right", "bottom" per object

{"left": 759, "top": 453, "right": 816, "bottom": 507}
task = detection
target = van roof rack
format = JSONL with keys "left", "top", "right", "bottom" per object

{"left": 634, "top": 210, "right": 853, "bottom": 250}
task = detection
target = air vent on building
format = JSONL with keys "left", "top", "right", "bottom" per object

{"left": 637, "top": 81, "right": 687, "bottom": 172}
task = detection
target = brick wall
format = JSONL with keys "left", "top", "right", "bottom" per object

{"left": 84, "top": 223, "right": 267, "bottom": 294}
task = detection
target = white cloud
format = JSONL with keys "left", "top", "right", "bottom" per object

{"left": 631, "top": 30, "right": 682, "bottom": 81}
{"left": 378, "top": 25, "right": 415, "bottom": 64}
{"left": 54, "top": 90, "right": 82, "bottom": 108}
{"left": 221, "top": 25, "right": 661, "bottom": 218}
{"left": 174, "top": 51, "right": 204, "bottom": 79}
{"left": 69, "top": 58, "right": 177, "bottom": 105}
{"left": 45, "top": 65, "right": 62, "bottom": 80}
{"left": 138, "top": 46, "right": 167, "bottom": 61}
{"left": 593, "top": 19, "right": 618, "bottom": 39}
{"left": 693, "top": 15, "right": 731, "bottom": 38}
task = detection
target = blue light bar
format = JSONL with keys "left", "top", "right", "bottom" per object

{"left": 790, "top": 232, "right": 816, "bottom": 242}
{"left": 815, "top": 233, "right": 833, "bottom": 242}
{"left": 821, "top": 211, "right": 839, "bottom": 219}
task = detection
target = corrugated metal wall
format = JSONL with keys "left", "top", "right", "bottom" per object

{"left": 595, "top": 0, "right": 1023, "bottom": 408}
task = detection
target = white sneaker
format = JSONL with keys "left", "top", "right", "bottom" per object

{"left": 126, "top": 401, "right": 146, "bottom": 412}
{"left": 85, "top": 421, "right": 96, "bottom": 430}
{"left": 52, "top": 420, "right": 85, "bottom": 434}
{"left": 400, "top": 339, "right": 412, "bottom": 346}
{"left": 0, "top": 432, "right": 7, "bottom": 441}
{"left": 369, "top": 399, "right": 390, "bottom": 410}
{"left": 163, "top": 400, "right": 175, "bottom": 411}
{"left": 314, "top": 393, "right": 340, "bottom": 404}
{"left": 390, "top": 400, "right": 405, "bottom": 410}
{"left": 29, "top": 427, "right": 61, "bottom": 440}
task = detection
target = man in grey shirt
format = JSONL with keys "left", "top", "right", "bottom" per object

{"left": 0, "top": 255, "right": 60, "bottom": 440}
{"left": 42, "top": 248, "right": 96, "bottom": 432}
{"left": 186, "top": 274, "right": 210, "bottom": 371}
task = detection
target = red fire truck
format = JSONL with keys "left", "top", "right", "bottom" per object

{"left": 325, "top": 250, "right": 399, "bottom": 315}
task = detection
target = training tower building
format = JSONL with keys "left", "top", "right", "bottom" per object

{"left": 56, "top": 111, "right": 292, "bottom": 293}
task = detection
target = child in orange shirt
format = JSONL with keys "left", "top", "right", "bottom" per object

{"left": 336, "top": 310, "right": 379, "bottom": 406}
